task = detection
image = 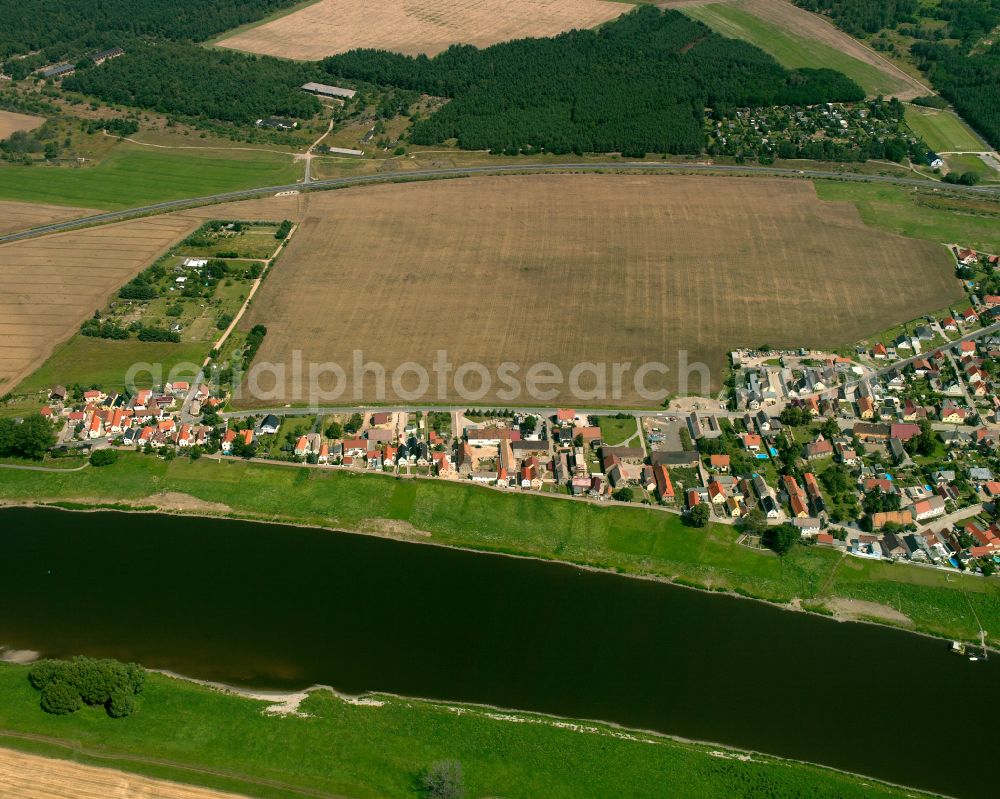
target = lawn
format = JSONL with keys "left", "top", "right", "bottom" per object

{"left": 1, "top": 454, "right": 997, "bottom": 643}
{"left": 14, "top": 337, "right": 208, "bottom": 394}
{"left": 0, "top": 663, "right": 927, "bottom": 799}
{"left": 0, "top": 145, "right": 301, "bottom": 210}
{"left": 904, "top": 105, "right": 986, "bottom": 153}
{"left": 814, "top": 181, "right": 1000, "bottom": 252}
{"left": 597, "top": 414, "right": 638, "bottom": 445}
{"left": 680, "top": 3, "right": 906, "bottom": 97}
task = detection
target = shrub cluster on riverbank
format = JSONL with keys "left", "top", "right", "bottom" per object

{"left": 28, "top": 656, "right": 144, "bottom": 718}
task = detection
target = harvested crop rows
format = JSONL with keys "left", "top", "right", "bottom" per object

{"left": 236, "top": 174, "right": 960, "bottom": 407}
{"left": 0, "top": 214, "right": 198, "bottom": 391}
{"left": 0, "top": 200, "right": 97, "bottom": 238}
{"left": 217, "top": 0, "right": 628, "bottom": 59}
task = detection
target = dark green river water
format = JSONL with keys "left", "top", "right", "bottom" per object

{"left": 0, "top": 507, "right": 995, "bottom": 798}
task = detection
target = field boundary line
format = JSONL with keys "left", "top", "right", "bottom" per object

{"left": 0, "top": 733, "right": 350, "bottom": 799}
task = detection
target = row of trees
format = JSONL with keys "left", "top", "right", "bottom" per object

{"left": 28, "top": 656, "right": 145, "bottom": 717}
{"left": 321, "top": 7, "right": 863, "bottom": 156}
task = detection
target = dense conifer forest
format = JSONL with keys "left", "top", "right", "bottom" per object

{"left": 321, "top": 8, "right": 864, "bottom": 156}
{"left": 63, "top": 43, "right": 320, "bottom": 125}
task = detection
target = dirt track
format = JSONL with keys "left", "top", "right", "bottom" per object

{"left": 0, "top": 747, "right": 252, "bottom": 799}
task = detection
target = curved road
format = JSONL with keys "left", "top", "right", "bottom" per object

{"left": 2, "top": 161, "right": 999, "bottom": 244}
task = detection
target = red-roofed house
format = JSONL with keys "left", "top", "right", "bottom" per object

{"left": 709, "top": 454, "right": 730, "bottom": 472}
{"left": 556, "top": 409, "right": 576, "bottom": 424}
{"left": 653, "top": 465, "right": 675, "bottom": 503}
{"left": 890, "top": 423, "right": 921, "bottom": 442}
{"left": 708, "top": 480, "right": 727, "bottom": 504}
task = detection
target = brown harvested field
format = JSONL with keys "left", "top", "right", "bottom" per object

{"left": 661, "top": 0, "right": 929, "bottom": 99}
{"left": 0, "top": 746, "right": 252, "bottom": 799}
{"left": 0, "top": 200, "right": 97, "bottom": 238}
{"left": 0, "top": 214, "right": 198, "bottom": 392}
{"left": 0, "top": 110, "right": 45, "bottom": 140}
{"left": 236, "top": 174, "right": 960, "bottom": 408}
{"left": 217, "top": 0, "right": 628, "bottom": 59}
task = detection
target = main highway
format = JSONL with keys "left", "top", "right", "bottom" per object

{"left": 2, "top": 160, "right": 999, "bottom": 243}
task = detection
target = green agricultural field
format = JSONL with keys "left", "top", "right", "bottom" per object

{"left": 814, "top": 181, "right": 1000, "bottom": 252}
{"left": 0, "top": 145, "right": 301, "bottom": 210}
{"left": 0, "top": 662, "right": 929, "bottom": 799}
{"left": 14, "top": 337, "right": 207, "bottom": 395}
{"left": 1, "top": 454, "right": 997, "bottom": 643}
{"left": 904, "top": 105, "right": 986, "bottom": 153}
{"left": 680, "top": 3, "right": 905, "bottom": 97}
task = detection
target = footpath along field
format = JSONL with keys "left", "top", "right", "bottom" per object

{"left": 0, "top": 453, "right": 996, "bottom": 644}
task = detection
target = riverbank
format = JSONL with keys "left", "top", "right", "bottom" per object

{"left": 0, "top": 661, "right": 940, "bottom": 799}
{"left": 0, "top": 454, "right": 996, "bottom": 644}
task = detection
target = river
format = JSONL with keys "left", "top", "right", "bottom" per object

{"left": 0, "top": 507, "right": 995, "bottom": 798}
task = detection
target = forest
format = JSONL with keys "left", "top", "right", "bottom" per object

{"left": 321, "top": 7, "right": 863, "bottom": 156}
{"left": 64, "top": 42, "right": 320, "bottom": 125}
{"left": 795, "top": 0, "right": 1000, "bottom": 147}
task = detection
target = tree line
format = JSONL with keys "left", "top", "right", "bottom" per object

{"left": 321, "top": 7, "right": 863, "bottom": 156}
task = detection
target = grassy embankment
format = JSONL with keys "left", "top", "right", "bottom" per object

{"left": 0, "top": 662, "right": 936, "bottom": 799}
{"left": 679, "top": 3, "right": 910, "bottom": 98}
{"left": 0, "top": 454, "right": 997, "bottom": 643}
{"left": 0, "top": 145, "right": 301, "bottom": 210}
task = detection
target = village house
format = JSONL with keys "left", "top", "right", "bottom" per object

{"left": 804, "top": 437, "right": 833, "bottom": 461}
{"left": 912, "top": 496, "right": 946, "bottom": 522}
{"left": 653, "top": 465, "right": 675, "bottom": 503}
